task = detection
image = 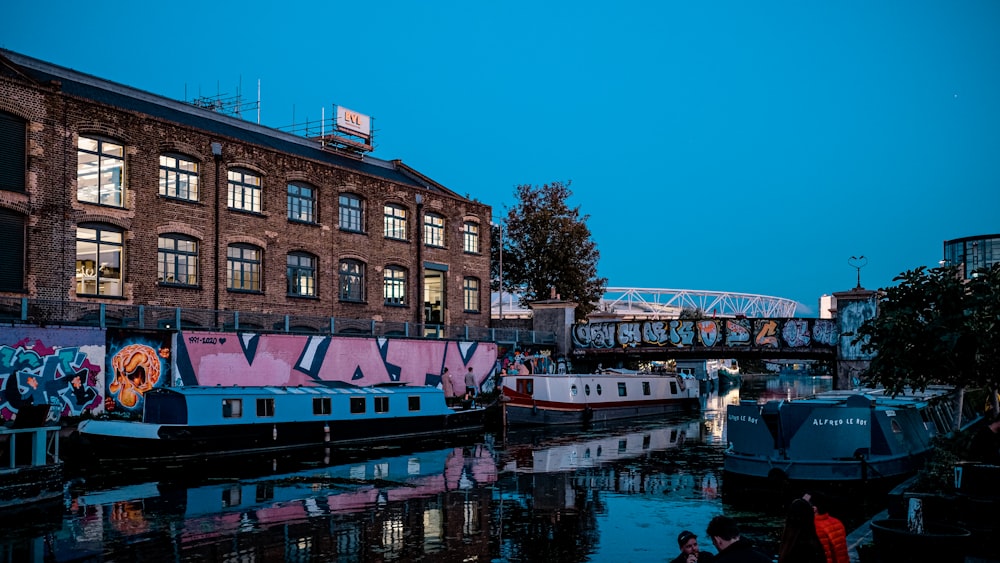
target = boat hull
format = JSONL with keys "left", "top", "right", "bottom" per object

{"left": 505, "top": 399, "right": 698, "bottom": 426}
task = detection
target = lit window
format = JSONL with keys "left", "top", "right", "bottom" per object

{"left": 384, "top": 204, "right": 408, "bottom": 240}
{"left": 424, "top": 213, "right": 445, "bottom": 247}
{"left": 158, "top": 234, "right": 198, "bottom": 286}
{"left": 77, "top": 136, "right": 124, "bottom": 207}
{"left": 463, "top": 277, "right": 480, "bottom": 312}
{"left": 339, "top": 193, "right": 364, "bottom": 232}
{"left": 227, "top": 243, "right": 262, "bottom": 292}
{"left": 287, "top": 252, "right": 316, "bottom": 297}
{"left": 463, "top": 221, "right": 480, "bottom": 253}
{"left": 159, "top": 154, "right": 199, "bottom": 201}
{"left": 384, "top": 265, "right": 407, "bottom": 306}
{"left": 76, "top": 224, "right": 123, "bottom": 297}
{"left": 339, "top": 259, "right": 365, "bottom": 302}
{"left": 227, "top": 169, "right": 262, "bottom": 213}
{"left": 287, "top": 182, "right": 315, "bottom": 223}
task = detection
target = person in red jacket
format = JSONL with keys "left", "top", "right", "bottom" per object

{"left": 803, "top": 491, "right": 849, "bottom": 563}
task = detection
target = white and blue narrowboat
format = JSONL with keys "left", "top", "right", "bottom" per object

{"left": 723, "top": 385, "right": 982, "bottom": 485}
{"left": 501, "top": 369, "right": 699, "bottom": 427}
{"left": 75, "top": 382, "right": 489, "bottom": 461}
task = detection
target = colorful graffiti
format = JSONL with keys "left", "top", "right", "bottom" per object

{"left": 173, "top": 332, "right": 499, "bottom": 398}
{"left": 0, "top": 327, "right": 104, "bottom": 421}
{"left": 572, "top": 318, "right": 840, "bottom": 353}
{"left": 104, "top": 329, "right": 173, "bottom": 418}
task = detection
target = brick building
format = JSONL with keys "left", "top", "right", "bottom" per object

{"left": 0, "top": 49, "right": 491, "bottom": 330}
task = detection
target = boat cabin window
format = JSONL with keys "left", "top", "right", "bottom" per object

{"left": 642, "top": 382, "right": 651, "bottom": 396}
{"left": 222, "top": 398, "right": 242, "bottom": 418}
{"left": 375, "top": 396, "right": 389, "bottom": 413}
{"left": 890, "top": 419, "right": 903, "bottom": 434}
{"left": 585, "top": 384, "right": 591, "bottom": 396}
{"left": 313, "top": 397, "right": 331, "bottom": 415}
{"left": 257, "top": 398, "right": 275, "bottom": 417}
{"left": 350, "top": 397, "right": 366, "bottom": 414}
{"left": 516, "top": 379, "right": 533, "bottom": 396}
{"left": 617, "top": 382, "right": 627, "bottom": 397}
{"left": 669, "top": 381, "right": 678, "bottom": 395}
{"left": 571, "top": 384, "right": 578, "bottom": 396}
{"left": 222, "top": 486, "right": 241, "bottom": 507}
{"left": 596, "top": 384, "right": 603, "bottom": 396}
{"left": 408, "top": 396, "right": 420, "bottom": 411}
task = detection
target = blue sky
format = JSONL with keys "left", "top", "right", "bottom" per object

{"left": 6, "top": 1, "right": 999, "bottom": 315}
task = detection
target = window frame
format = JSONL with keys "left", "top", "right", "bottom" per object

{"left": 77, "top": 136, "right": 125, "bottom": 207}
{"left": 383, "top": 265, "right": 407, "bottom": 306}
{"left": 157, "top": 234, "right": 199, "bottom": 287}
{"left": 374, "top": 396, "right": 389, "bottom": 413}
{"left": 423, "top": 212, "right": 446, "bottom": 248}
{"left": 463, "top": 221, "right": 480, "bottom": 254}
{"left": 227, "top": 243, "right": 262, "bottom": 293}
{"left": 76, "top": 223, "right": 124, "bottom": 297}
{"left": 227, "top": 168, "right": 262, "bottom": 213}
{"left": 158, "top": 153, "right": 200, "bottom": 202}
{"left": 463, "top": 277, "right": 480, "bottom": 313}
{"left": 256, "top": 397, "right": 275, "bottom": 417}
{"left": 339, "top": 193, "right": 365, "bottom": 233}
{"left": 287, "top": 251, "right": 317, "bottom": 298}
{"left": 287, "top": 182, "right": 316, "bottom": 224}
{"left": 339, "top": 258, "right": 366, "bottom": 302}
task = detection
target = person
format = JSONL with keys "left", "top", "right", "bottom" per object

{"left": 803, "top": 491, "right": 849, "bottom": 563}
{"left": 705, "top": 515, "right": 770, "bottom": 563}
{"left": 776, "top": 498, "right": 825, "bottom": 563}
{"left": 969, "top": 412, "right": 1000, "bottom": 465}
{"left": 464, "top": 367, "right": 477, "bottom": 407}
{"left": 670, "top": 530, "right": 715, "bottom": 563}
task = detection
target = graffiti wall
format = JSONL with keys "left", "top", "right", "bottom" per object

{"left": 173, "top": 332, "right": 498, "bottom": 398}
{"left": 104, "top": 329, "right": 173, "bottom": 419}
{"left": 0, "top": 327, "right": 104, "bottom": 422}
{"left": 571, "top": 318, "right": 840, "bottom": 352}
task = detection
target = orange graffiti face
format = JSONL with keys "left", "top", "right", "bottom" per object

{"left": 109, "top": 344, "right": 162, "bottom": 408}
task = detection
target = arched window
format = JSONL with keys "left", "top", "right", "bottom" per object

{"left": 424, "top": 212, "right": 445, "bottom": 247}
{"left": 287, "top": 252, "right": 317, "bottom": 297}
{"left": 384, "top": 203, "right": 408, "bottom": 241}
{"left": 158, "top": 234, "right": 199, "bottom": 286}
{"left": 77, "top": 136, "right": 125, "bottom": 207}
{"left": 339, "top": 259, "right": 365, "bottom": 302}
{"left": 463, "top": 221, "right": 480, "bottom": 254}
{"left": 228, "top": 168, "right": 262, "bottom": 213}
{"left": 227, "top": 243, "right": 262, "bottom": 292}
{"left": 76, "top": 223, "right": 123, "bottom": 296}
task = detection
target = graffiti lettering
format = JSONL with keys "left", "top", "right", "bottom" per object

{"left": 812, "top": 320, "right": 838, "bottom": 347}
{"left": 754, "top": 320, "right": 780, "bottom": 348}
{"left": 642, "top": 321, "right": 670, "bottom": 346}
{"left": 782, "top": 319, "right": 811, "bottom": 347}
{"left": 617, "top": 322, "right": 642, "bottom": 348}
{"left": 0, "top": 341, "right": 101, "bottom": 420}
{"left": 697, "top": 320, "right": 720, "bottom": 347}
{"left": 669, "top": 320, "right": 696, "bottom": 347}
{"left": 725, "top": 319, "right": 751, "bottom": 347}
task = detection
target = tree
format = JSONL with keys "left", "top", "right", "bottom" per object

{"left": 496, "top": 181, "right": 607, "bottom": 320}
{"left": 855, "top": 263, "right": 1000, "bottom": 418}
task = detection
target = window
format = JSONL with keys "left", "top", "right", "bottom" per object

{"left": 227, "top": 243, "right": 262, "bottom": 292}
{"left": 339, "top": 259, "right": 365, "bottom": 302}
{"left": 76, "top": 224, "right": 123, "bottom": 297}
{"left": 77, "top": 136, "right": 124, "bottom": 207}
{"left": 228, "top": 169, "right": 262, "bottom": 213}
{"left": 463, "top": 277, "right": 480, "bottom": 312}
{"left": 408, "top": 396, "right": 421, "bottom": 411}
{"left": 287, "top": 182, "right": 315, "bottom": 223}
{"left": 313, "top": 397, "right": 332, "bottom": 415}
{"left": 0, "top": 208, "right": 25, "bottom": 292}
{"left": 0, "top": 111, "right": 26, "bottom": 193}
{"left": 384, "top": 265, "right": 407, "bottom": 306}
{"left": 642, "top": 382, "right": 651, "bottom": 396}
{"left": 516, "top": 379, "right": 533, "bottom": 395}
{"left": 256, "top": 398, "right": 275, "bottom": 417}
{"left": 669, "top": 381, "right": 678, "bottom": 395}
{"left": 384, "top": 204, "right": 408, "bottom": 240}
{"left": 157, "top": 234, "right": 198, "bottom": 286}
{"left": 339, "top": 193, "right": 364, "bottom": 232}
{"left": 463, "top": 221, "right": 480, "bottom": 254}
{"left": 618, "top": 382, "right": 628, "bottom": 397}
{"left": 287, "top": 252, "right": 316, "bottom": 297}
{"left": 375, "top": 396, "right": 389, "bottom": 413}
{"left": 222, "top": 398, "right": 243, "bottom": 418}
{"left": 424, "top": 213, "right": 445, "bottom": 247}
{"left": 350, "top": 397, "right": 366, "bottom": 414}
{"left": 596, "top": 384, "right": 603, "bottom": 396}
{"left": 585, "top": 384, "right": 591, "bottom": 395}
{"left": 159, "top": 154, "right": 199, "bottom": 201}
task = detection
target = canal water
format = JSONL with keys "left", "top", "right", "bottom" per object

{"left": 1, "top": 375, "right": 884, "bottom": 562}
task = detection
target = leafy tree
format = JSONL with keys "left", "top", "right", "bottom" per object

{"left": 855, "top": 264, "right": 1000, "bottom": 417}
{"left": 496, "top": 181, "right": 607, "bottom": 320}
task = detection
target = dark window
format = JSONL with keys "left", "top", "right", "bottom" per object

{"left": 313, "top": 397, "right": 331, "bottom": 415}
{"left": 287, "top": 252, "right": 316, "bottom": 297}
{"left": 222, "top": 398, "right": 243, "bottom": 418}
{"left": 516, "top": 379, "right": 534, "bottom": 395}
{"left": 374, "top": 396, "right": 389, "bottom": 413}
{"left": 642, "top": 382, "right": 651, "bottom": 396}
{"left": 350, "top": 397, "right": 366, "bottom": 414}
{"left": 0, "top": 208, "right": 26, "bottom": 292}
{"left": 669, "top": 381, "right": 678, "bottom": 395}
{"left": 596, "top": 384, "right": 603, "bottom": 396}
{"left": 339, "top": 193, "right": 364, "bottom": 232}
{"left": 408, "top": 396, "right": 421, "bottom": 411}
{"left": 0, "top": 111, "right": 26, "bottom": 193}
{"left": 287, "top": 182, "right": 315, "bottom": 223}
{"left": 339, "top": 259, "right": 365, "bottom": 302}
{"left": 618, "top": 382, "right": 627, "bottom": 397}
{"left": 227, "top": 243, "right": 262, "bottom": 292}
{"left": 256, "top": 398, "right": 275, "bottom": 417}
{"left": 158, "top": 234, "right": 198, "bottom": 286}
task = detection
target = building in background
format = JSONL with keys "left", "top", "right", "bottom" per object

{"left": 943, "top": 234, "right": 1000, "bottom": 280}
{"left": 0, "top": 49, "right": 491, "bottom": 330}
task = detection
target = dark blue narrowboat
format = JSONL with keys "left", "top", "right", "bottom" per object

{"left": 724, "top": 386, "right": 982, "bottom": 484}
{"left": 75, "top": 382, "right": 489, "bottom": 461}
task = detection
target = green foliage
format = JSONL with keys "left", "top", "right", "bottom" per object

{"left": 496, "top": 181, "right": 607, "bottom": 320}
{"left": 855, "top": 264, "right": 1000, "bottom": 396}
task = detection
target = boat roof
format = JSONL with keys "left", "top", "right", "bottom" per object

{"left": 766, "top": 386, "right": 959, "bottom": 408}
{"left": 149, "top": 384, "right": 438, "bottom": 397}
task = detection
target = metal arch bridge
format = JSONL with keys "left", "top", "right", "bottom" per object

{"left": 602, "top": 287, "right": 798, "bottom": 318}
{"left": 492, "top": 287, "right": 799, "bottom": 318}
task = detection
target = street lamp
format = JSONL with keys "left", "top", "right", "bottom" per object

{"left": 492, "top": 219, "right": 504, "bottom": 320}
{"left": 848, "top": 255, "right": 868, "bottom": 289}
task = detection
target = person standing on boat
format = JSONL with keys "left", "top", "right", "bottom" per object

{"left": 705, "top": 516, "right": 771, "bottom": 563}
{"left": 670, "top": 530, "right": 715, "bottom": 563}
{"left": 803, "top": 492, "right": 849, "bottom": 563}
{"left": 464, "top": 367, "right": 478, "bottom": 407}
{"left": 969, "top": 412, "right": 1000, "bottom": 465}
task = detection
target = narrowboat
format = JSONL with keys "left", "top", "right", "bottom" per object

{"left": 73, "top": 382, "right": 490, "bottom": 461}
{"left": 724, "top": 386, "right": 982, "bottom": 484}
{"left": 0, "top": 404, "right": 63, "bottom": 515}
{"left": 501, "top": 369, "right": 699, "bottom": 427}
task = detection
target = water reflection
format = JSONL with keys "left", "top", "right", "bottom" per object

{"left": 2, "top": 376, "right": 865, "bottom": 563}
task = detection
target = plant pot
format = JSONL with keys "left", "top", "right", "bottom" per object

{"left": 870, "top": 519, "right": 971, "bottom": 563}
